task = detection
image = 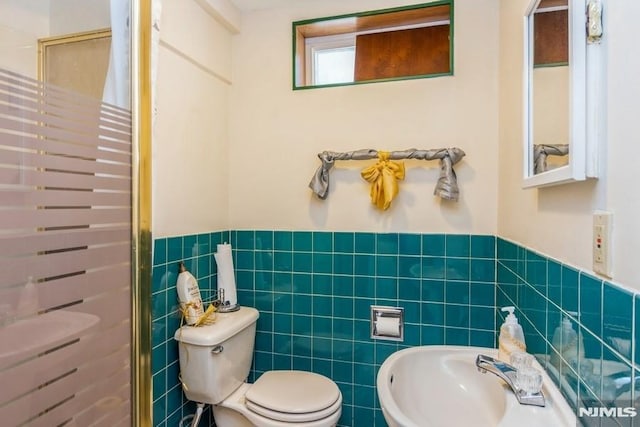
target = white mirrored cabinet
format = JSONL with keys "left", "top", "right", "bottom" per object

{"left": 522, "top": 0, "right": 603, "bottom": 188}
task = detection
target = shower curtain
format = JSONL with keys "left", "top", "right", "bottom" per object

{"left": 102, "top": 0, "right": 161, "bottom": 114}
{"left": 103, "top": 0, "right": 130, "bottom": 108}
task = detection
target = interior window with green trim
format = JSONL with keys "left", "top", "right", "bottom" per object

{"left": 292, "top": 1, "right": 453, "bottom": 90}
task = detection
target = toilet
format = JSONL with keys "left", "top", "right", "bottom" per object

{"left": 174, "top": 306, "right": 342, "bottom": 427}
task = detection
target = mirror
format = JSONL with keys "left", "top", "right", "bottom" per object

{"left": 292, "top": 1, "right": 453, "bottom": 90}
{"left": 523, "top": 0, "right": 602, "bottom": 188}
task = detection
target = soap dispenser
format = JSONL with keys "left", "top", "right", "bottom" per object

{"left": 498, "top": 306, "right": 526, "bottom": 362}
{"left": 550, "top": 313, "right": 584, "bottom": 368}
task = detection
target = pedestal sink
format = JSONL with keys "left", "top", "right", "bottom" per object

{"left": 377, "top": 345, "right": 576, "bottom": 427}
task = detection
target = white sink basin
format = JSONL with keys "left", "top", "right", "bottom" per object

{"left": 377, "top": 345, "right": 576, "bottom": 427}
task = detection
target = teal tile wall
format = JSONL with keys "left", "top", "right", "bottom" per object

{"left": 152, "top": 231, "right": 229, "bottom": 427}
{"left": 152, "top": 233, "right": 639, "bottom": 427}
{"left": 151, "top": 231, "right": 496, "bottom": 427}
{"left": 231, "top": 231, "right": 496, "bottom": 427}
{"left": 496, "top": 238, "right": 637, "bottom": 424}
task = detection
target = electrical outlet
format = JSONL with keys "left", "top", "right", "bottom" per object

{"left": 593, "top": 211, "right": 613, "bottom": 277}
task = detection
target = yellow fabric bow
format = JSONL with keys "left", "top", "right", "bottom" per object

{"left": 361, "top": 151, "right": 405, "bottom": 210}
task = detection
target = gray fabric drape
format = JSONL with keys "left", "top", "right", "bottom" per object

{"left": 533, "top": 144, "right": 569, "bottom": 174}
{"left": 308, "top": 147, "right": 466, "bottom": 201}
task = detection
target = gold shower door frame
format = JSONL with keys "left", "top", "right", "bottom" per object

{"left": 133, "top": 0, "right": 153, "bottom": 425}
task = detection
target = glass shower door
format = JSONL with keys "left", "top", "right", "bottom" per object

{"left": 0, "top": 1, "right": 136, "bottom": 425}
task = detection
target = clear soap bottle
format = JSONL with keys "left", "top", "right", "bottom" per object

{"left": 497, "top": 306, "right": 526, "bottom": 362}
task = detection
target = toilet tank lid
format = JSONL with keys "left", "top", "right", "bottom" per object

{"left": 174, "top": 306, "right": 259, "bottom": 346}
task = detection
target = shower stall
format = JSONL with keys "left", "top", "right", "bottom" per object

{"left": 0, "top": 0, "right": 151, "bottom": 425}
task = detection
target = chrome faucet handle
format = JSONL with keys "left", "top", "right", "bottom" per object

{"left": 476, "top": 354, "right": 545, "bottom": 407}
{"left": 476, "top": 354, "right": 517, "bottom": 375}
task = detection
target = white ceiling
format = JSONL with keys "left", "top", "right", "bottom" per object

{"left": 229, "top": 0, "right": 294, "bottom": 12}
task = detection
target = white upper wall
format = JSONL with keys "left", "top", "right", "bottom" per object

{"left": 153, "top": 0, "right": 237, "bottom": 237}
{"left": 49, "top": 0, "right": 110, "bottom": 35}
{"left": 498, "top": 0, "right": 640, "bottom": 289}
{"left": 0, "top": 0, "right": 48, "bottom": 31}
{"left": 600, "top": 0, "right": 640, "bottom": 288}
{"left": 153, "top": 0, "right": 639, "bottom": 288}
{"left": 194, "top": 0, "right": 241, "bottom": 33}
{"left": 0, "top": 0, "right": 49, "bottom": 77}
{"left": 228, "top": 0, "right": 500, "bottom": 234}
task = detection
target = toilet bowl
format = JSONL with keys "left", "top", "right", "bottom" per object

{"left": 174, "top": 306, "right": 342, "bottom": 427}
{"left": 215, "top": 371, "right": 342, "bottom": 427}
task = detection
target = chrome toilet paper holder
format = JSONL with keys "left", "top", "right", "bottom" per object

{"left": 216, "top": 288, "right": 240, "bottom": 313}
{"left": 370, "top": 305, "right": 404, "bottom": 342}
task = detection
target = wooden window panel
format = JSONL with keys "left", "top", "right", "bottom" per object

{"left": 354, "top": 25, "right": 450, "bottom": 81}
{"left": 534, "top": 10, "right": 568, "bottom": 66}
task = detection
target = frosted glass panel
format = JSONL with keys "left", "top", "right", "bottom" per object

{"left": 0, "top": 67, "right": 132, "bottom": 426}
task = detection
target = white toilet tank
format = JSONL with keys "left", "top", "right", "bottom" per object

{"left": 174, "top": 306, "right": 259, "bottom": 404}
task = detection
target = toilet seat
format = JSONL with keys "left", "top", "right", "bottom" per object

{"left": 245, "top": 371, "right": 342, "bottom": 423}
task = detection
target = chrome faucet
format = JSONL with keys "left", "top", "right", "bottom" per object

{"left": 476, "top": 354, "right": 545, "bottom": 407}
